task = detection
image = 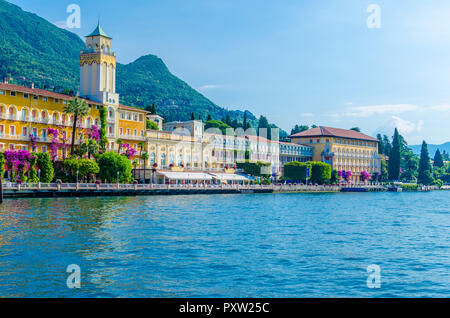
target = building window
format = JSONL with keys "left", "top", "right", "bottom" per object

{"left": 0, "top": 125, "right": 4, "bottom": 136}
{"left": 23, "top": 93, "right": 29, "bottom": 99}
{"left": 33, "top": 95, "right": 38, "bottom": 100}
{"left": 42, "top": 97, "right": 48, "bottom": 102}
{"left": 0, "top": 90, "right": 5, "bottom": 95}
{"left": 22, "top": 127, "right": 28, "bottom": 136}
{"left": 42, "top": 146, "right": 47, "bottom": 153}
{"left": 9, "top": 126, "right": 15, "bottom": 136}
{"left": 10, "top": 91, "right": 16, "bottom": 97}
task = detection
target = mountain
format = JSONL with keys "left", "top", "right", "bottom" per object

{"left": 0, "top": 0, "right": 262, "bottom": 127}
{"left": 409, "top": 142, "right": 450, "bottom": 156}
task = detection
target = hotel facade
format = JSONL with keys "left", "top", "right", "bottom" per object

{"left": 289, "top": 126, "right": 381, "bottom": 182}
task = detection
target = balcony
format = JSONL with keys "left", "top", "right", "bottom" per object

{"left": 119, "top": 134, "right": 146, "bottom": 141}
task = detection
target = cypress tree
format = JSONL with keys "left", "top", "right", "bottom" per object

{"left": 388, "top": 128, "right": 401, "bottom": 181}
{"left": 418, "top": 141, "right": 433, "bottom": 185}
{"left": 207, "top": 114, "right": 212, "bottom": 121}
{"left": 433, "top": 149, "right": 444, "bottom": 168}
{"left": 383, "top": 135, "right": 391, "bottom": 157}
{"left": 191, "top": 113, "right": 195, "bottom": 120}
{"left": 377, "top": 134, "right": 384, "bottom": 155}
{"left": 243, "top": 112, "right": 248, "bottom": 130}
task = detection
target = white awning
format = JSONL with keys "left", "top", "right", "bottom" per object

{"left": 209, "top": 173, "right": 249, "bottom": 181}
{"left": 156, "top": 171, "right": 213, "bottom": 181}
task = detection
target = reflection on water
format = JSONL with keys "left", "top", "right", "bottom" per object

{"left": 0, "top": 192, "right": 449, "bottom": 297}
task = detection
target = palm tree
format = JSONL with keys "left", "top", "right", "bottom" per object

{"left": 64, "top": 98, "right": 90, "bottom": 155}
{"left": 141, "top": 152, "right": 149, "bottom": 184}
{"left": 138, "top": 141, "right": 145, "bottom": 157}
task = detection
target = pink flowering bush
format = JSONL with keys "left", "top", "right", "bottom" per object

{"left": 4, "top": 150, "right": 35, "bottom": 182}
{"left": 85, "top": 125, "right": 101, "bottom": 142}
{"left": 120, "top": 143, "right": 137, "bottom": 159}
{"left": 360, "top": 171, "right": 371, "bottom": 182}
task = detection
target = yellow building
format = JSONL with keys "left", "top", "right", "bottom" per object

{"left": 290, "top": 126, "right": 381, "bottom": 182}
{"left": 0, "top": 23, "right": 147, "bottom": 159}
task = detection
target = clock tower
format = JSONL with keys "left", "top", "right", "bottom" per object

{"left": 80, "top": 22, "right": 119, "bottom": 106}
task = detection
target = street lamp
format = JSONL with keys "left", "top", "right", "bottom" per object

{"left": 117, "top": 171, "right": 120, "bottom": 184}
{"left": 76, "top": 170, "right": 79, "bottom": 184}
{"left": 38, "top": 169, "right": 41, "bottom": 183}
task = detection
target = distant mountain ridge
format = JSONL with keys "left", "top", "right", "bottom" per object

{"left": 0, "top": 0, "right": 260, "bottom": 126}
{"left": 409, "top": 142, "right": 450, "bottom": 155}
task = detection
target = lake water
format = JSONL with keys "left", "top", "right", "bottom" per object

{"left": 0, "top": 191, "right": 449, "bottom": 298}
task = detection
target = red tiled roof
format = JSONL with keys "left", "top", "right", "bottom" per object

{"left": 0, "top": 82, "right": 74, "bottom": 100}
{"left": 0, "top": 83, "right": 148, "bottom": 112}
{"left": 289, "top": 126, "right": 378, "bottom": 142}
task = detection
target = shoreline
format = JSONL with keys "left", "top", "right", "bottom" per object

{"left": 1, "top": 183, "right": 446, "bottom": 200}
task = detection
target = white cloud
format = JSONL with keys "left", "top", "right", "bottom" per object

{"left": 299, "top": 113, "right": 314, "bottom": 117}
{"left": 428, "top": 104, "right": 450, "bottom": 112}
{"left": 342, "top": 104, "right": 420, "bottom": 118}
{"left": 373, "top": 116, "right": 424, "bottom": 136}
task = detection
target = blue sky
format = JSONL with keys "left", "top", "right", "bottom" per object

{"left": 9, "top": 0, "right": 450, "bottom": 144}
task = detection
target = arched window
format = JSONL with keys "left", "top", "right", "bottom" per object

{"left": 161, "top": 154, "right": 166, "bottom": 167}
{"left": 178, "top": 154, "right": 183, "bottom": 166}
{"left": 150, "top": 153, "right": 155, "bottom": 165}
{"left": 169, "top": 154, "right": 174, "bottom": 165}
{"left": 22, "top": 127, "right": 28, "bottom": 136}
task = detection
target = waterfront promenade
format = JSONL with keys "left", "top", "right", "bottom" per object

{"left": 0, "top": 182, "right": 398, "bottom": 199}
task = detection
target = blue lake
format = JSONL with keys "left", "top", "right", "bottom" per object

{"left": 0, "top": 191, "right": 449, "bottom": 297}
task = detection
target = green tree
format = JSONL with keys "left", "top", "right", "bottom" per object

{"left": 308, "top": 161, "right": 332, "bottom": 184}
{"left": 146, "top": 119, "right": 159, "bottom": 130}
{"left": 376, "top": 134, "right": 384, "bottom": 155}
{"left": 350, "top": 127, "right": 361, "bottom": 132}
{"left": 379, "top": 159, "right": 389, "bottom": 182}
{"left": 401, "top": 149, "right": 418, "bottom": 182}
{"left": 28, "top": 155, "right": 39, "bottom": 183}
{"left": 388, "top": 128, "right": 401, "bottom": 181}
{"left": 141, "top": 152, "right": 149, "bottom": 183}
{"left": 383, "top": 135, "right": 391, "bottom": 157}
{"left": 34, "top": 152, "right": 54, "bottom": 183}
{"left": 205, "top": 120, "right": 232, "bottom": 134}
{"left": 418, "top": 141, "right": 433, "bottom": 185}
{"left": 236, "top": 161, "right": 271, "bottom": 177}
{"left": 63, "top": 157, "right": 79, "bottom": 182}
{"left": 433, "top": 149, "right": 444, "bottom": 168}
{"left": 207, "top": 114, "right": 213, "bottom": 121}
{"left": 243, "top": 112, "right": 248, "bottom": 130}
{"left": 98, "top": 151, "right": 133, "bottom": 183}
{"left": 98, "top": 105, "right": 108, "bottom": 151}
{"left": 258, "top": 115, "right": 271, "bottom": 139}
{"left": 78, "top": 159, "right": 100, "bottom": 182}
{"left": 64, "top": 97, "right": 90, "bottom": 155}
{"left": 330, "top": 169, "right": 339, "bottom": 184}
{"left": 284, "top": 161, "right": 310, "bottom": 180}
{"left": 191, "top": 112, "right": 195, "bottom": 120}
